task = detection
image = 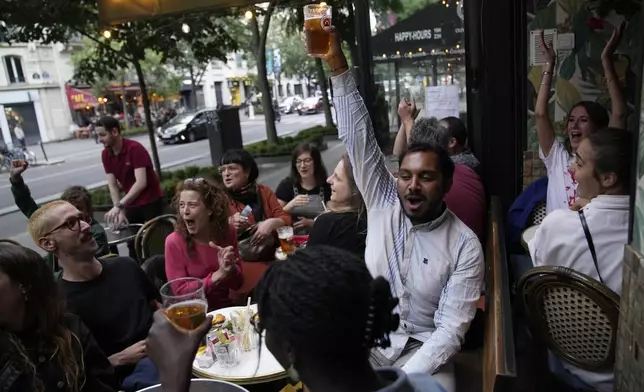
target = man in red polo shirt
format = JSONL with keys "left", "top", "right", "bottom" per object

{"left": 97, "top": 116, "right": 164, "bottom": 258}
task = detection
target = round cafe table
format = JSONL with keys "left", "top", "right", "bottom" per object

{"left": 104, "top": 223, "right": 143, "bottom": 246}
{"left": 521, "top": 225, "right": 539, "bottom": 253}
{"left": 192, "top": 304, "right": 287, "bottom": 385}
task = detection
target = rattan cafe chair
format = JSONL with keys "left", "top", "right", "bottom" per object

{"left": 134, "top": 214, "right": 177, "bottom": 262}
{"left": 516, "top": 266, "right": 619, "bottom": 373}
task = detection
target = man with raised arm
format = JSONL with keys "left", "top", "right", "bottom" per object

{"left": 323, "top": 26, "right": 484, "bottom": 392}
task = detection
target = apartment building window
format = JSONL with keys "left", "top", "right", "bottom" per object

{"left": 4, "top": 55, "right": 25, "bottom": 84}
{"left": 235, "top": 53, "right": 243, "bottom": 69}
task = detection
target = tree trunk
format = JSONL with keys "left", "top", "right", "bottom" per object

{"left": 133, "top": 58, "right": 163, "bottom": 179}
{"left": 190, "top": 69, "right": 198, "bottom": 110}
{"left": 120, "top": 74, "right": 129, "bottom": 130}
{"left": 315, "top": 58, "right": 334, "bottom": 127}
{"left": 250, "top": 1, "right": 279, "bottom": 145}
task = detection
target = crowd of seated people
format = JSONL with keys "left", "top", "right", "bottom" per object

{"left": 507, "top": 24, "right": 629, "bottom": 392}
{"left": 1, "top": 19, "right": 635, "bottom": 392}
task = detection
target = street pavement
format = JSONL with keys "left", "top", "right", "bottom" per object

{"left": 0, "top": 113, "right": 344, "bottom": 253}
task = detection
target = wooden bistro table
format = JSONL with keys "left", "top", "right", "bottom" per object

{"left": 192, "top": 304, "right": 287, "bottom": 386}
{"left": 521, "top": 225, "right": 539, "bottom": 253}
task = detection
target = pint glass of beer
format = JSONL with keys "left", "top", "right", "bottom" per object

{"left": 304, "top": 4, "right": 332, "bottom": 57}
{"left": 277, "top": 226, "right": 296, "bottom": 255}
{"left": 161, "top": 277, "right": 208, "bottom": 331}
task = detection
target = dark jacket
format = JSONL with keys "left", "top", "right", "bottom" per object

{"left": 0, "top": 314, "right": 118, "bottom": 392}
{"left": 506, "top": 176, "right": 548, "bottom": 253}
{"left": 10, "top": 177, "right": 109, "bottom": 273}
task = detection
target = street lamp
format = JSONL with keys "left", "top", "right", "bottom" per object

{"left": 102, "top": 30, "right": 111, "bottom": 39}
{"left": 244, "top": 10, "right": 254, "bottom": 19}
{"left": 181, "top": 23, "right": 190, "bottom": 33}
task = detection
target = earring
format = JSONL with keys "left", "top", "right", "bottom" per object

{"left": 20, "top": 285, "right": 28, "bottom": 302}
{"left": 287, "top": 364, "right": 300, "bottom": 383}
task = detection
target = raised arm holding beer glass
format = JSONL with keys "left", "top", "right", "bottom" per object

{"left": 321, "top": 22, "right": 484, "bottom": 392}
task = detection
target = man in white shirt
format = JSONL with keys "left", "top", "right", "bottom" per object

{"left": 529, "top": 127, "right": 632, "bottom": 392}
{"left": 324, "top": 26, "right": 484, "bottom": 392}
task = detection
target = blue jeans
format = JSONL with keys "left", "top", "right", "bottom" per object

{"left": 121, "top": 358, "right": 160, "bottom": 392}
{"left": 509, "top": 253, "right": 534, "bottom": 283}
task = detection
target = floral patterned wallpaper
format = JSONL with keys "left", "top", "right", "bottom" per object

{"left": 526, "top": 0, "right": 641, "bottom": 152}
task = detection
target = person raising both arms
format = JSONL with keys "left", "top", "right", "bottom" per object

{"left": 535, "top": 22, "right": 626, "bottom": 214}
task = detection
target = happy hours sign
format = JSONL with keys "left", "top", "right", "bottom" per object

{"left": 394, "top": 28, "right": 442, "bottom": 42}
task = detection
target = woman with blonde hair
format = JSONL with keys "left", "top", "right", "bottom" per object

{"left": 307, "top": 153, "right": 367, "bottom": 257}
{"left": 164, "top": 177, "right": 242, "bottom": 311}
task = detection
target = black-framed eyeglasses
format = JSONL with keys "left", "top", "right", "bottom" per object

{"left": 42, "top": 214, "right": 90, "bottom": 237}
{"left": 296, "top": 158, "right": 314, "bottom": 166}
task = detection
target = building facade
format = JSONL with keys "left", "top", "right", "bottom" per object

{"left": 0, "top": 42, "right": 75, "bottom": 146}
{"left": 202, "top": 52, "right": 313, "bottom": 109}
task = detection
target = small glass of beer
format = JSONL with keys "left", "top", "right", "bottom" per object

{"left": 161, "top": 277, "right": 208, "bottom": 331}
{"left": 277, "top": 226, "right": 296, "bottom": 255}
{"left": 304, "top": 3, "right": 332, "bottom": 57}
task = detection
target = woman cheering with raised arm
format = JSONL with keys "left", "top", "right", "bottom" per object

{"left": 534, "top": 22, "right": 626, "bottom": 213}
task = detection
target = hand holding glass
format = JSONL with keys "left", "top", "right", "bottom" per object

{"left": 160, "top": 277, "right": 208, "bottom": 331}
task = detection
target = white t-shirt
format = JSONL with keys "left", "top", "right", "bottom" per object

{"left": 539, "top": 138, "right": 577, "bottom": 213}
{"left": 13, "top": 126, "right": 24, "bottom": 140}
{"left": 528, "top": 195, "right": 630, "bottom": 392}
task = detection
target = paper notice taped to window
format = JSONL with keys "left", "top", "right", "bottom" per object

{"left": 424, "top": 84, "right": 460, "bottom": 120}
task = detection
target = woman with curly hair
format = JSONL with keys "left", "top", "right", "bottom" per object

{"left": 164, "top": 177, "right": 242, "bottom": 311}
{"left": 0, "top": 243, "right": 118, "bottom": 392}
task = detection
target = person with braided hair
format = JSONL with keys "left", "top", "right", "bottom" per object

{"left": 255, "top": 245, "right": 446, "bottom": 392}
{"left": 164, "top": 177, "right": 242, "bottom": 311}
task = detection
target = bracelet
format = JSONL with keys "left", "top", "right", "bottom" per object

{"left": 542, "top": 71, "right": 553, "bottom": 75}
{"left": 606, "top": 78, "right": 615, "bottom": 84}
{"left": 332, "top": 63, "right": 349, "bottom": 72}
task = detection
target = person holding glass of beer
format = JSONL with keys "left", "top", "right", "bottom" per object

{"left": 165, "top": 177, "right": 243, "bottom": 312}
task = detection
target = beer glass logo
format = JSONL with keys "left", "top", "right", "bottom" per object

{"left": 321, "top": 14, "right": 331, "bottom": 28}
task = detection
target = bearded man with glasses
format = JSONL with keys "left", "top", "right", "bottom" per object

{"left": 28, "top": 200, "right": 162, "bottom": 391}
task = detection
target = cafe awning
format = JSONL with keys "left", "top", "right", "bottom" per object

{"left": 371, "top": 2, "right": 465, "bottom": 63}
{"left": 65, "top": 85, "right": 99, "bottom": 110}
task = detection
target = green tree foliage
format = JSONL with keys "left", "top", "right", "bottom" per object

{"left": 394, "top": 0, "right": 440, "bottom": 21}
{"left": 2, "top": 0, "right": 239, "bottom": 176}
{"left": 277, "top": 25, "right": 317, "bottom": 83}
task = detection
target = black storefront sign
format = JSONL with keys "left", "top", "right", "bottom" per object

{"left": 371, "top": 3, "right": 464, "bottom": 60}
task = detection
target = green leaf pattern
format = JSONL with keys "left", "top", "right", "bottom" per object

{"left": 526, "top": 2, "right": 641, "bottom": 153}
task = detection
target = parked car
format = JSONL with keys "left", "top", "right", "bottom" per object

{"left": 297, "top": 97, "right": 323, "bottom": 115}
{"left": 156, "top": 109, "right": 217, "bottom": 145}
{"left": 279, "top": 96, "right": 303, "bottom": 114}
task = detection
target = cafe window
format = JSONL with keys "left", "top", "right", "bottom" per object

{"left": 372, "top": 2, "right": 467, "bottom": 132}
{"left": 4, "top": 55, "right": 25, "bottom": 84}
